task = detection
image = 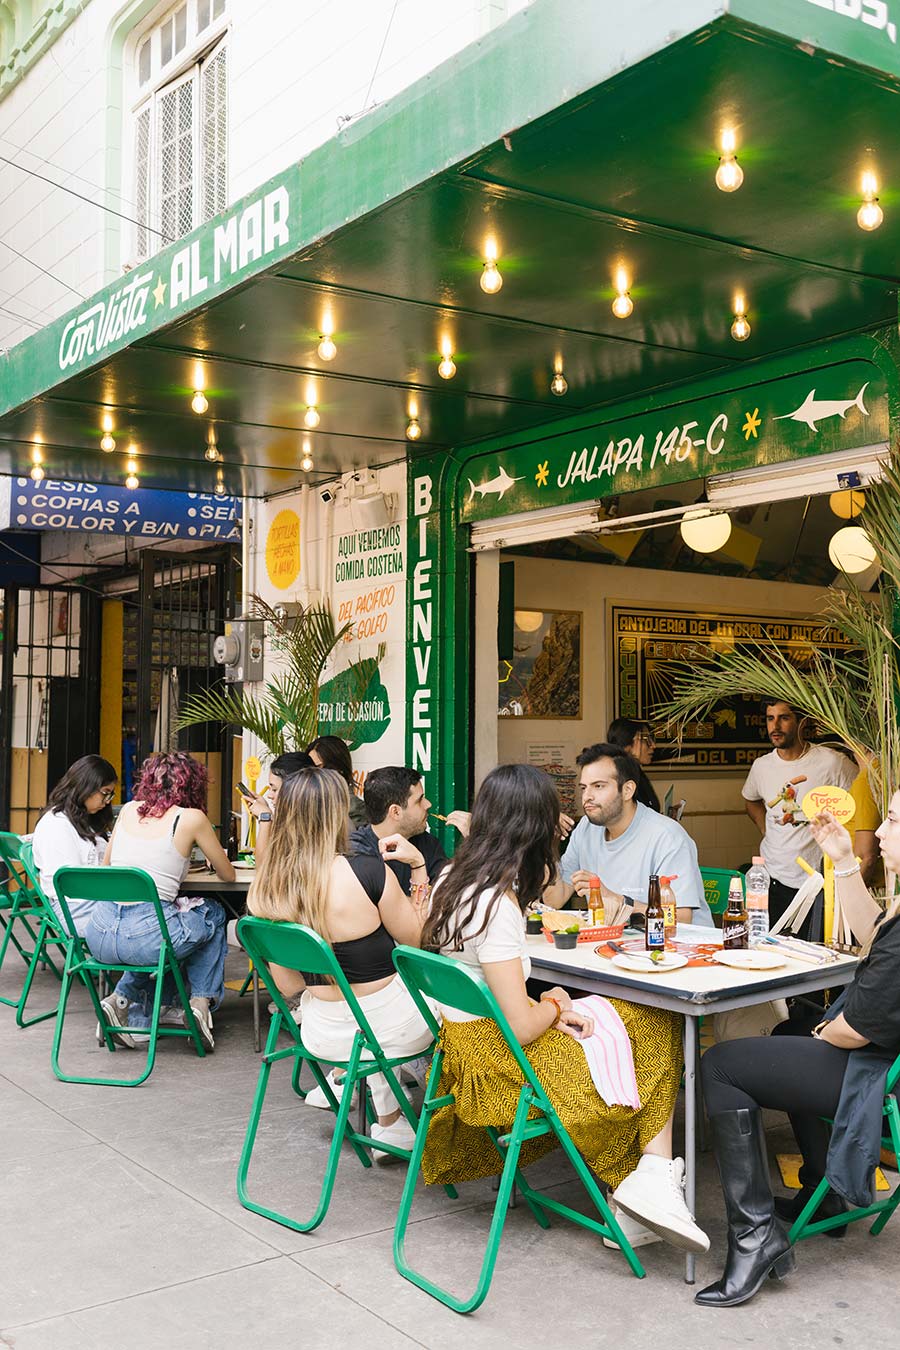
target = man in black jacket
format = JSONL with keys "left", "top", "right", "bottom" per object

{"left": 349, "top": 766, "right": 448, "bottom": 893}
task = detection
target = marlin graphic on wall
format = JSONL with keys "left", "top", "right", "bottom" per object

{"left": 467, "top": 466, "right": 524, "bottom": 502}
{"left": 775, "top": 383, "right": 869, "bottom": 434}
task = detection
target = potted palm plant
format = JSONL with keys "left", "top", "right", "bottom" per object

{"left": 177, "top": 596, "right": 384, "bottom": 754}
{"left": 653, "top": 456, "right": 900, "bottom": 816}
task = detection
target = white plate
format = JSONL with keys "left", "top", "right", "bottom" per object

{"left": 233, "top": 860, "right": 256, "bottom": 871}
{"left": 713, "top": 949, "right": 786, "bottom": 970}
{"left": 611, "top": 952, "right": 688, "bottom": 973}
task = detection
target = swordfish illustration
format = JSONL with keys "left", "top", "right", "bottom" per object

{"left": 775, "top": 383, "right": 869, "bottom": 433}
{"left": 467, "top": 465, "right": 524, "bottom": 503}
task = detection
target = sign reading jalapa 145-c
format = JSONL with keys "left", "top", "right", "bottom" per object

{"left": 459, "top": 360, "right": 887, "bottom": 522}
{"left": 5, "top": 478, "right": 240, "bottom": 541}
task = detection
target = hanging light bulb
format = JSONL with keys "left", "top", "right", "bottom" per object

{"left": 300, "top": 450, "right": 315, "bottom": 472}
{"left": 214, "top": 471, "right": 227, "bottom": 498}
{"left": 30, "top": 463, "right": 44, "bottom": 481}
{"left": 438, "top": 334, "right": 456, "bottom": 380}
{"left": 304, "top": 404, "right": 320, "bottom": 429}
{"left": 479, "top": 235, "right": 503, "bottom": 294}
{"left": 406, "top": 416, "right": 422, "bottom": 440}
{"left": 125, "top": 470, "right": 139, "bottom": 489}
{"left": 550, "top": 352, "right": 568, "bottom": 395}
{"left": 857, "top": 171, "right": 884, "bottom": 231}
{"left": 715, "top": 127, "right": 744, "bottom": 192}
{"left": 191, "top": 389, "right": 208, "bottom": 415}
{"left": 205, "top": 442, "right": 220, "bottom": 463}
{"left": 731, "top": 293, "right": 751, "bottom": 341}
{"left": 829, "top": 525, "right": 877, "bottom": 574}
{"left": 100, "top": 412, "right": 116, "bottom": 453}
{"left": 611, "top": 268, "right": 633, "bottom": 319}
{"left": 680, "top": 507, "right": 733, "bottom": 553}
{"left": 317, "top": 334, "right": 337, "bottom": 361}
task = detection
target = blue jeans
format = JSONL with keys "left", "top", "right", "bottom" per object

{"left": 83, "top": 899, "right": 228, "bottom": 1012}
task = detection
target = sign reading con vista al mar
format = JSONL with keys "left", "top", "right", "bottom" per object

{"left": 458, "top": 359, "right": 888, "bottom": 523}
{"left": 7, "top": 479, "right": 240, "bottom": 541}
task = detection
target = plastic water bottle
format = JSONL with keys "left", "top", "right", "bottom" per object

{"left": 746, "top": 856, "right": 770, "bottom": 947}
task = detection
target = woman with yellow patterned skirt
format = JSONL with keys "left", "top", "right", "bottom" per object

{"left": 421, "top": 763, "right": 708, "bottom": 1255}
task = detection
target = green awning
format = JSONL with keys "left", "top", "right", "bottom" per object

{"left": 1, "top": 0, "right": 899, "bottom": 498}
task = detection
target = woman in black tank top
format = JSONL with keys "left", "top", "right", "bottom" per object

{"left": 247, "top": 768, "right": 435, "bottom": 1149}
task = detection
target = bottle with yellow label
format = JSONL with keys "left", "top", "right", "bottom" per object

{"left": 659, "top": 875, "right": 677, "bottom": 944}
{"left": 587, "top": 874, "right": 604, "bottom": 927}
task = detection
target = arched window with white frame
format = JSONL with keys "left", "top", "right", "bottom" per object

{"left": 129, "top": 0, "right": 228, "bottom": 263}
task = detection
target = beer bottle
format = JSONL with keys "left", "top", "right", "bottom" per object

{"left": 722, "top": 877, "right": 749, "bottom": 950}
{"left": 645, "top": 874, "right": 665, "bottom": 951}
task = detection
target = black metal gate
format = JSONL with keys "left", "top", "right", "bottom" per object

{"left": 0, "top": 584, "right": 101, "bottom": 833}
{"left": 134, "top": 546, "right": 239, "bottom": 844}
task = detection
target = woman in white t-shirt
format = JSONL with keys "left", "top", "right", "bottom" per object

{"left": 419, "top": 762, "right": 709, "bottom": 1256}
{"left": 31, "top": 755, "right": 118, "bottom": 936}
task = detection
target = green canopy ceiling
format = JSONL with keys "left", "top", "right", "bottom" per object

{"left": 1, "top": 0, "right": 899, "bottom": 499}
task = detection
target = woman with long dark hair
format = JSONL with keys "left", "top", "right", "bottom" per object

{"left": 82, "top": 751, "right": 233, "bottom": 1050}
{"left": 306, "top": 735, "right": 367, "bottom": 826}
{"left": 248, "top": 768, "right": 433, "bottom": 1148}
{"left": 419, "top": 762, "right": 708, "bottom": 1254}
{"left": 32, "top": 754, "right": 118, "bottom": 936}
{"left": 606, "top": 719, "right": 661, "bottom": 812}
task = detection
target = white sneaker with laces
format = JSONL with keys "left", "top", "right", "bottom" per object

{"left": 602, "top": 1201, "right": 663, "bottom": 1250}
{"left": 612, "top": 1155, "right": 709, "bottom": 1254}
{"left": 305, "top": 1070, "right": 357, "bottom": 1110}
{"left": 159, "top": 1005, "right": 185, "bottom": 1027}
{"left": 369, "top": 1114, "right": 417, "bottom": 1157}
{"left": 189, "top": 1000, "right": 215, "bottom": 1052}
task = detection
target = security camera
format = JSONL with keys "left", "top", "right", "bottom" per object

{"left": 318, "top": 486, "right": 336, "bottom": 505}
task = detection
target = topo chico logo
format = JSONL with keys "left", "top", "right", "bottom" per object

{"left": 806, "top": 0, "right": 897, "bottom": 43}
{"left": 58, "top": 269, "right": 153, "bottom": 371}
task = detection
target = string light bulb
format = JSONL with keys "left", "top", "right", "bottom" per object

{"left": 205, "top": 443, "right": 220, "bottom": 463}
{"left": 30, "top": 464, "right": 44, "bottom": 481}
{"left": 317, "top": 334, "right": 337, "bottom": 361}
{"left": 304, "top": 404, "right": 320, "bottom": 429}
{"left": 438, "top": 335, "right": 456, "bottom": 380}
{"left": 406, "top": 416, "right": 422, "bottom": 440}
{"left": 214, "top": 471, "right": 227, "bottom": 498}
{"left": 300, "top": 451, "right": 314, "bottom": 472}
{"left": 550, "top": 355, "right": 568, "bottom": 396}
{"left": 100, "top": 413, "right": 116, "bottom": 453}
{"left": 857, "top": 171, "right": 884, "bottom": 231}
{"left": 731, "top": 293, "right": 751, "bottom": 342}
{"left": 191, "top": 390, "right": 208, "bottom": 415}
{"left": 715, "top": 127, "right": 744, "bottom": 193}
{"left": 479, "top": 235, "right": 503, "bottom": 294}
{"left": 611, "top": 268, "right": 633, "bottom": 319}
{"left": 125, "top": 470, "right": 139, "bottom": 489}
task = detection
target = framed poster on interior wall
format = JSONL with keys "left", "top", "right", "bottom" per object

{"left": 498, "top": 610, "right": 582, "bottom": 719}
{"left": 608, "top": 603, "right": 855, "bottom": 772}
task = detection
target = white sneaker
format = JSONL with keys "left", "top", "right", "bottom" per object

{"left": 369, "top": 1114, "right": 417, "bottom": 1157}
{"left": 305, "top": 1069, "right": 357, "bottom": 1110}
{"left": 602, "top": 1201, "right": 663, "bottom": 1250}
{"left": 612, "top": 1156, "right": 710, "bottom": 1254}
{"left": 96, "top": 995, "right": 136, "bottom": 1049}
{"left": 189, "top": 999, "right": 215, "bottom": 1052}
{"left": 159, "top": 1005, "right": 185, "bottom": 1027}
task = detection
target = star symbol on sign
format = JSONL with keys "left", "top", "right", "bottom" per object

{"left": 535, "top": 460, "right": 549, "bottom": 487}
{"left": 742, "top": 407, "right": 761, "bottom": 440}
{"left": 152, "top": 277, "right": 167, "bottom": 308}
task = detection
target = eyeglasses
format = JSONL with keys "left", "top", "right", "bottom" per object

{"left": 99, "top": 788, "right": 116, "bottom": 801}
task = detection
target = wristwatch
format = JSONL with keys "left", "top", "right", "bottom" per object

{"left": 258, "top": 811, "right": 272, "bottom": 822}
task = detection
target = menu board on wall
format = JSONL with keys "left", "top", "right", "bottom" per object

{"left": 609, "top": 604, "right": 855, "bottom": 771}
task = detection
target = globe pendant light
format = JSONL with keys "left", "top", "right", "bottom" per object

{"left": 680, "top": 508, "right": 732, "bottom": 554}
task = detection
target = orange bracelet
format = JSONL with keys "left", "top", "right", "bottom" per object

{"left": 542, "top": 996, "right": 562, "bottom": 1027}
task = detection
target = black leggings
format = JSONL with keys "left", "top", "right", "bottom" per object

{"left": 702, "top": 1031, "right": 850, "bottom": 1119}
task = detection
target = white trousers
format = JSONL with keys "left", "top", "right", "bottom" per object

{"left": 299, "top": 975, "right": 435, "bottom": 1116}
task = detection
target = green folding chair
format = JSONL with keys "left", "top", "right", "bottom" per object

{"left": 700, "top": 867, "right": 743, "bottom": 922}
{"left": 236, "top": 915, "right": 454, "bottom": 1233}
{"left": 390, "top": 944, "right": 645, "bottom": 1314}
{"left": 52, "top": 865, "right": 209, "bottom": 1087}
{"left": 790, "top": 1054, "right": 900, "bottom": 1243}
{"left": 0, "top": 832, "right": 65, "bottom": 1027}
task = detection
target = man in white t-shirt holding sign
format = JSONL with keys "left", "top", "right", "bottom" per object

{"left": 742, "top": 699, "right": 855, "bottom": 933}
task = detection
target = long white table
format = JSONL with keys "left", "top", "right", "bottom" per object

{"left": 529, "top": 926, "right": 857, "bottom": 1283}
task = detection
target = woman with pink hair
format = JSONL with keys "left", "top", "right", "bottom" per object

{"left": 83, "top": 751, "right": 234, "bottom": 1050}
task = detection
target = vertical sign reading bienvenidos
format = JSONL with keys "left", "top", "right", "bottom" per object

{"left": 408, "top": 471, "right": 439, "bottom": 773}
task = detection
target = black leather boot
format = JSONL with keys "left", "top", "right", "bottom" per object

{"left": 695, "top": 1108, "right": 795, "bottom": 1308}
{"left": 774, "top": 1113, "right": 847, "bottom": 1238}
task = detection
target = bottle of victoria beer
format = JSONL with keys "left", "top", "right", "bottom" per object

{"left": 645, "top": 874, "right": 666, "bottom": 951}
{"left": 722, "top": 877, "right": 749, "bottom": 949}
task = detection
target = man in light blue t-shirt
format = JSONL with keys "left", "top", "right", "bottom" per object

{"left": 544, "top": 742, "right": 713, "bottom": 925}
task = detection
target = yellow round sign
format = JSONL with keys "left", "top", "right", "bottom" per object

{"left": 243, "top": 756, "right": 262, "bottom": 782}
{"left": 265, "top": 509, "right": 301, "bottom": 590}
{"left": 801, "top": 785, "right": 856, "bottom": 825}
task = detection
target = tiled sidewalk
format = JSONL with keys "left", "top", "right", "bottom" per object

{"left": 1, "top": 953, "right": 896, "bottom": 1349}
